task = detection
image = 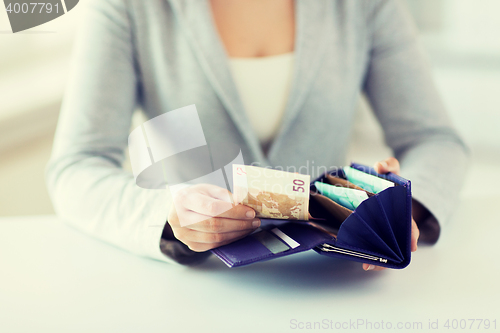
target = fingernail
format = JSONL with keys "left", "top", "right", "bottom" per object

{"left": 246, "top": 210, "right": 255, "bottom": 218}
{"left": 381, "top": 161, "right": 388, "bottom": 169}
{"left": 252, "top": 219, "right": 261, "bottom": 228}
{"left": 365, "top": 265, "right": 375, "bottom": 271}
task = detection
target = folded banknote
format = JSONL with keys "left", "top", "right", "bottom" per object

{"left": 233, "top": 165, "right": 310, "bottom": 220}
{"left": 343, "top": 166, "right": 394, "bottom": 194}
{"left": 314, "top": 181, "right": 369, "bottom": 210}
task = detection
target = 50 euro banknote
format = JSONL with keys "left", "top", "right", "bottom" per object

{"left": 232, "top": 164, "right": 310, "bottom": 220}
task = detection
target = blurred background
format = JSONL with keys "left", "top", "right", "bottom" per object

{"left": 1, "top": 0, "right": 499, "bottom": 216}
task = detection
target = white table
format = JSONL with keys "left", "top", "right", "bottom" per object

{"left": 1, "top": 194, "right": 499, "bottom": 333}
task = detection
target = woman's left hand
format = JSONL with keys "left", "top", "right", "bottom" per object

{"left": 362, "top": 157, "right": 420, "bottom": 271}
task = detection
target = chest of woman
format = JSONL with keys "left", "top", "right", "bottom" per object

{"left": 130, "top": 0, "right": 371, "bottom": 166}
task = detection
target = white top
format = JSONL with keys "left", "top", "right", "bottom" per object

{"left": 229, "top": 52, "right": 295, "bottom": 150}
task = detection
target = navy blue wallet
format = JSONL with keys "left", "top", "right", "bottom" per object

{"left": 211, "top": 163, "right": 412, "bottom": 269}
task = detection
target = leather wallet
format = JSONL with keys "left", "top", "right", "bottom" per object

{"left": 211, "top": 163, "right": 412, "bottom": 269}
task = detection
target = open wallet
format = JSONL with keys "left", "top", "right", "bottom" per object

{"left": 211, "top": 163, "right": 412, "bottom": 269}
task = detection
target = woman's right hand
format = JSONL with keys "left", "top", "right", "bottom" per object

{"left": 167, "top": 184, "right": 261, "bottom": 252}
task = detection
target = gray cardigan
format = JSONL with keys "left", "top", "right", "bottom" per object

{"left": 46, "top": 0, "right": 469, "bottom": 264}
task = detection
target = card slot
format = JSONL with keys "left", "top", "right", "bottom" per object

{"left": 270, "top": 228, "right": 300, "bottom": 249}
{"left": 212, "top": 222, "right": 334, "bottom": 267}
{"left": 211, "top": 234, "right": 276, "bottom": 267}
{"left": 324, "top": 174, "right": 375, "bottom": 197}
{"left": 252, "top": 230, "right": 291, "bottom": 254}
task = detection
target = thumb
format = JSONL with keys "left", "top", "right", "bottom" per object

{"left": 374, "top": 157, "right": 400, "bottom": 176}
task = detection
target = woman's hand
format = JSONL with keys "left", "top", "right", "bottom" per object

{"left": 167, "top": 184, "right": 261, "bottom": 252}
{"left": 363, "top": 157, "right": 420, "bottom": 271}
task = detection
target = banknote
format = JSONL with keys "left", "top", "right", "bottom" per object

{"left": 314, "top": 181, "right": 369, "bottom": 210}
{"left": 233, "top": 165, "right": 310, "bottom": 220}
{"left": 343, "top": 166, "right": 394, "bottom": 194}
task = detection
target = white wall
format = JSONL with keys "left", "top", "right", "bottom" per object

{"left": 0, "top": 2, "right": 85, "bottom": 152}
{"left": 411, "top": 0, "right": 500, "bottom": 152}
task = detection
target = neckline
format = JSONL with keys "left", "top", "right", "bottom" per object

{"left": 171, "top": 0, "right": 331, "bottom": 165}
{"left": 229, "top": 52, "right": 295, "bottom": 61}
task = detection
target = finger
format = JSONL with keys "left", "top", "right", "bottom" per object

{"left": 181, "top": 191, "right": 256, "bottom": 220}
{"left": 175, "top": 208, "right": 209, "bottom": 228}
{"left": 181, "top": 192, "right": 235, "bottom": 217}
{"left": 176, "top": 207, "right": 257, "bottom": 228}
{"left": 374, "top": 157, "right": 400, "bottom": 175}
{"left": 188, "top": 216, "right": 261, "bottom": 233}
{"left": 216, "top": 204, "right": 256, "bottom": 219}
{"left": 183, "top": 201, "right": 256, "bottom": 221}
{"left": 174, "top": 184, "right": 256, "bottom": 219}
{"left": 411, "top": 218, "right": 420, "bottom": 252}
{"left": 363, "top": 263, "right": 388, "bottom": 271}
{"left": 175, "top": 228, "right": 256, "bottom": 244}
